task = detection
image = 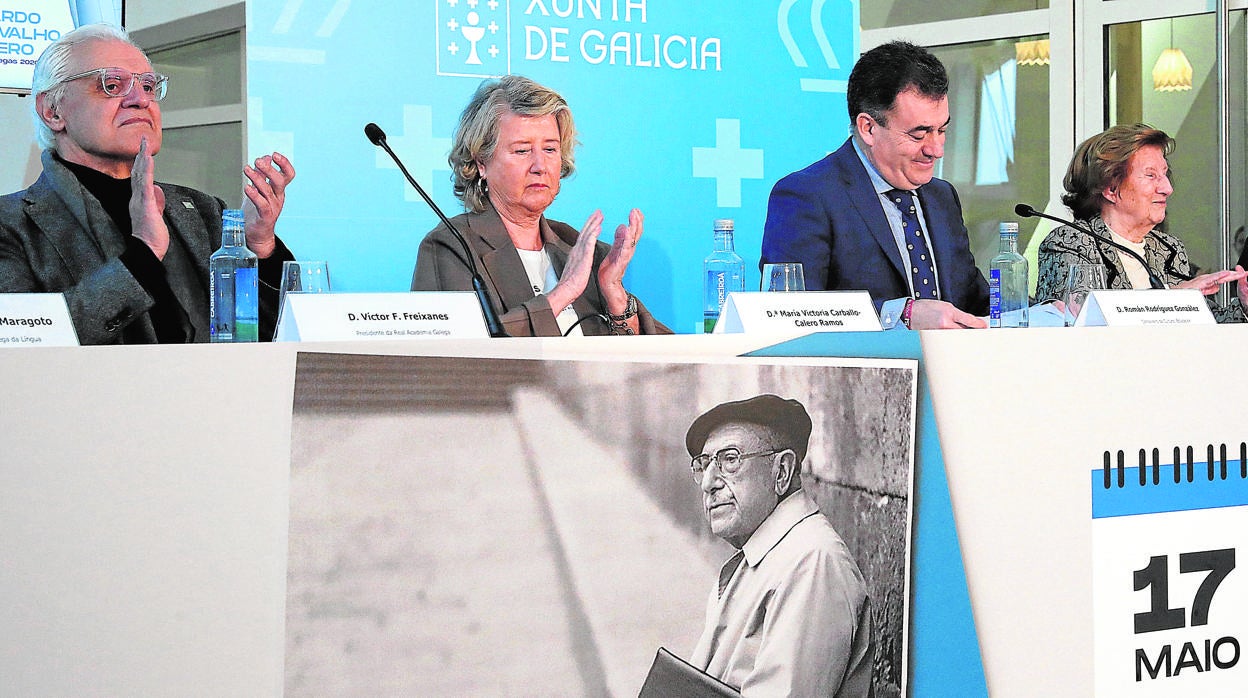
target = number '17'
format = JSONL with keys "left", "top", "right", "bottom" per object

{"left": 1134, "top": 548, "right": 1235, "bottom": 634}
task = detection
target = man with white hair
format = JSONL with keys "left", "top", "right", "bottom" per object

{"left": 0, "top": 24, "right": 296, "bottom": 343}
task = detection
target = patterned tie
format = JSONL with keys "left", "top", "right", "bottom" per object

{"left": 718, "top": 550, "right": 745, "bottom": 598}
{"left": 887, "top": 188, "right": 939, "bottom": 300}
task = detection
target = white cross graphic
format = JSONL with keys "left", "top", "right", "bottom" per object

{"left": 447, "top": 42, "right": 460, "bottom": 55}
{"left": 488, "top": 45, "right": 500, "bottom": 58}
{"left": 488, "top": 20, "right": 499, "bottom": 33}
{"left": 447, "top": 18, "right": 460, "bottom": 31}
{"left": 375, "top": 105, "right": 453, "bottom": 203}
{"left": 692, "top": 119, "right": 764, "bottom": 208}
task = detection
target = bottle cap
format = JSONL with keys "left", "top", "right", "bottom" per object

{"left": 713, "top": 219, "right": 734, "bottom": 232}
{"left": 224, "top": 209, "right": 245, "bottom": 229}
{"left": 999, "top": 221, "right": 1019, "bottom": 236}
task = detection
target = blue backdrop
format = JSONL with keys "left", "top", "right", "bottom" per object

{"left": 246, "top": 0, "right": 858, "bottom": 332}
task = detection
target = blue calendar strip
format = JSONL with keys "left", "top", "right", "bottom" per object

{"left": 1092, "top": 462, "right": 1248, "bottom": 519}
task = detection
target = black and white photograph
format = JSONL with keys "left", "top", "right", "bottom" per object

{"left": 284, "top": 352, "right": 917, "bottom": 697}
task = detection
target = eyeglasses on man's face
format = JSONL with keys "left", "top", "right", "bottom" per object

{"left": 55, "top": 67, "right": 169, "bottom": 102}
{"left": 690, "top": 447, "right": 781, "bottom": 481}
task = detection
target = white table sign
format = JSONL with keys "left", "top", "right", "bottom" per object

{"left": 0, "top": 293, "right": 79, "bottom": 347}
{"left": 1078, "top": 289, "right": 1215, "bottom": 326}
{"left": 712, "top": 291, "right": 882, "bottom": 334}
{"left": 274, "top": 292, "right": 489, "bottom": 342}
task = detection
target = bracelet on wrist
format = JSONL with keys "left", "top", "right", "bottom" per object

{"left": 607, "top": 318, "right": 635, "bottom": 335}
{"left": 605, "top": 293, "right": 638, "bottom": 335}
{"left": 902, "top": 297, "right": 915, "bottom": 329}
{"left": 606, "top": 293, "right": 638, "bottom": 322}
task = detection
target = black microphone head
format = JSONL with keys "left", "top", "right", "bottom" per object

{"left": 1014, "top": 203, "right": 1036, "bottom": 217}
{"left": 364, "top": 122, "right": 386, "bottom": 146}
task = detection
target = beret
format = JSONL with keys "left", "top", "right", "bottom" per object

{"left": 685, "top": 394, "right": 812, "bottom": 461}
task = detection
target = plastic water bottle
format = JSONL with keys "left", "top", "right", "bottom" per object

{"left": 209, "top": 209, "right": 259, "bottom": 342}
{"left": 703, "top": 219, "right": 744, "bottom": 333}
{"left": 989, "top": 221, "right": 1029, "bottom": 328}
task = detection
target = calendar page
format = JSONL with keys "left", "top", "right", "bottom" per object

{"left": 1092, "top": 445, "right": 1248, "bottom": 696}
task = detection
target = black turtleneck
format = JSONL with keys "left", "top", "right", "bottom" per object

{"left": 59, "top": 156, "right": 192, "bottom": 343}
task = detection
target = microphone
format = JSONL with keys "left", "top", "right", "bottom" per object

{"left": 365, "top": 122, "right": 506, "bottom": 337}
{"left": 364, "top": 122, "right": 386, "bottom": 147}
{"left": 1014, "top": 203, "right": 1167, "bottom": 289}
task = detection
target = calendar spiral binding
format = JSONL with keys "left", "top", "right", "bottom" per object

{"left": 1100, "top": 443, "right": 1248, "bottom": 489}
{"left": 1092, "top": 442, "right": 1248, "bottom": 520}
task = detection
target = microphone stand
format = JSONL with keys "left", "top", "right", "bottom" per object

{"left": 365, "top": 123, "right": 507, "bottom": 337}
{"left": 1014, "top": 203, "right": 1167, "bottom": 289}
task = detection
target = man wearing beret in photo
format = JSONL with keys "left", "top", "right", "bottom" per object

{"left": 685, "top": 395, "right": 873, "bottom": 697}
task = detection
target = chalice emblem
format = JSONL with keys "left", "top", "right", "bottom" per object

{"left": 462, "top": 11, "right": 486, "bottom": 65}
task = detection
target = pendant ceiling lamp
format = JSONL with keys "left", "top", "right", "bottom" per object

{"left": 1015, "top": 38, "right": 1050, "bottom": 66}
{"left": 1153, "top": 19, "right": 1193, "bottom": 92}
{"left": 1014, "top": 4, "right": 1049, "bottom": 66}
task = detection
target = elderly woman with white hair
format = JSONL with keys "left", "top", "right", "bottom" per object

{"left": 1036, "top": 123, "right": 1247, "bottom": 322}
{"left": 411, "top": 75, "right": 669, "bottom": 337}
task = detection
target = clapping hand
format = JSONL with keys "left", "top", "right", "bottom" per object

{"left": 242, "top": 152, "right": 296, "bottom": 258}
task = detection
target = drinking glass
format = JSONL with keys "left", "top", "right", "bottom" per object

{"left": 1063, "top": 264, "right": 1107, "bottom": 327}
{"left": 275, "top": 260, "right": 331, "bottom": 339}
{"left": 282, "top": 260, "right": 331, "bottom": 295}
{"left": 761, "top": 263, "right": 805, "bottom": 292}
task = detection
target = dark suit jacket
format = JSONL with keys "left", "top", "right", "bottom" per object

{"left": 762, "top": 138, "right": 989, "bottom": 315}
{"left": 0, "top": 150, "right": 289, "bottom": 344}
{"left": 410, "top": 203, "right": 670, "bottom": 337}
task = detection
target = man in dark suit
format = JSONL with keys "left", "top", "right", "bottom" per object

{"left": 762, "top": 41, "right": 989, "bottom": 329}
{"left": 0, "top": 24, "right": 295, "bottom": 344}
